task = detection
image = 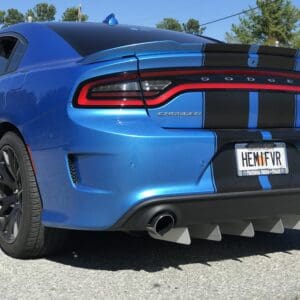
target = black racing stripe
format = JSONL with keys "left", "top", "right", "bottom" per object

{"left": 204, "top": 43, "right": 250, "bottom": 67}
{"left": 204, "top": 91, "right": 249, "bottom": 129}
{"left": 204, "top": 53, "right": 249, "bottom": 67}
{"left": 204, "top": 44, "right": 250, "bottom": 53}
{"left": 215, "top": 130, "right": 263, "bottom": 148}
{"left": 268, "top": 145, "right": 300, "bottom": 189}
{"left": 257, "top": 55, "right": 295, "bottom": 70}
{"left": 257, "top": 46, "right": 297, "bottom": 57}
{"left": 203, "top": 44, "right": 296, "bottom": 70}
{"left": 266, "top": 129, "right": 300, "bottom": 189}
{"left": 258, "top": 92, "right": 295, "bottom": 128}
{"left": 212, "top": 130, "right": 262, "bottom": 193}
{"left": 270, "top": 129, "right": 300, "bottom": 141}
{"left": 257, "top": 45, "right": 296, "bottom": 71}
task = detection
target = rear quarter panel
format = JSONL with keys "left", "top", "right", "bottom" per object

{"left": 8, "top": 57, "right": 144, "bottom": 228}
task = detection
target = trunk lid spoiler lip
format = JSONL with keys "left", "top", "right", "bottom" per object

{"left": 80, "top": 40, "right": 299, "bottom": 72}
{"left": 80, "top": 41, "right": 206, "bottom": 64}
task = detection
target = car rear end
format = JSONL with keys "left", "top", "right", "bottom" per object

{"left": 39, "top": 23, "right": 300, "bottom": 244}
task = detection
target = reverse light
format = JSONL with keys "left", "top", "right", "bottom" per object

{"left": 141, "top": 80, "right": 171, "bottom": 91}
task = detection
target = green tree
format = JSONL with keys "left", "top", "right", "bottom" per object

{"left": 0, "top": 10, "right": 5, "bottom": 24}
{"left": 62, "top": 7, "right": 88, "bottom": 22}
{"left": 183, "top": 18, "right": 206, "bottom": 35}
{"left": 225, "top": 0, "right": 300, "bottom": 47}
{"left": 156, "top": 18, "right": 182, "bottom": 32}
{"left": 291, "top": 30, "right": 300, "bottom": 48}
{"left": 3, "top": 9, "right": 24, "bottom": 27}
{"left": 25, "top": 3, "right": 56, "bottom": 22}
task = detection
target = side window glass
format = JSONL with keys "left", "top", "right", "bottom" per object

{"left": 0, "top": 42, "right": 8, "bottom": 75}
{"left": 0, "top": 37, "right": 18, "bottom": 76}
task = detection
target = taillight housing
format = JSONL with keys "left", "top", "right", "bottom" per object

{"left": 75, "top": 72, "right": 142, "bottom": 108}
{"left": 74, "top": 69, "right": 300, "bottom": 108}
{"left": 74, "top": 72, "right": 172, "bottom": 108}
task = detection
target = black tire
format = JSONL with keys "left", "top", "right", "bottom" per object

{"left": 0, "top": 132, "right": 66, "bottom": 258}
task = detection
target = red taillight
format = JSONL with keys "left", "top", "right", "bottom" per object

{"left": 74, "top": 69, "right": 300, "bottom": 108}
{"left": 76, "top": 73, "right": 144, "bottom": 108}
{"left": 75, "top": 72, "right": 172, "bottom": 108}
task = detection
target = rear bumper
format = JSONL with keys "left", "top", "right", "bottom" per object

{"left": 27, "top": 106, "right": 300, "bottom": 230}
{"left": 112, "top": 188, "right": 300, "bottom": 230}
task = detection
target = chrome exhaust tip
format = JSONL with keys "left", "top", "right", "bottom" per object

{"left": 147, "top": 213, "right": 175, "bottom": 236}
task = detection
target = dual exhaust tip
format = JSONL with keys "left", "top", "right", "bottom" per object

{"left": 147, "top": 212, "right": 175, "bottom": 237}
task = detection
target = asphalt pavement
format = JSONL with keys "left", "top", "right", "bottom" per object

{"left": 0, "top": 230, "right": 300, "bottom": 299}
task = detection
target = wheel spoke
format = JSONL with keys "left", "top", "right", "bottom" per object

{"left": 4, "top": 205, "right": 21, "bottom": 239}
{"left": 0, "top": 195, "right": 18, "bottom": 216}
{"left": 3, "top": 149, "right": 18, "bottom": 181}
{"left": 16, "top": 189, "right": 23, "bottom": 201}
{"left": 0, "top": 216, "right": 7, "bottom": 232}
{"left": 0, "top": 161, "right": 16, "bottom": 190}
{"left": 16, "top": 168, "right": 21, "bottom": 185}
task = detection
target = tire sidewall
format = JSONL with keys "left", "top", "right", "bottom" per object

{"left": 0, "top": 132, "right": 41, "bottom": 257}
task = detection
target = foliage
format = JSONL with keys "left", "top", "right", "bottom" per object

{"left": 25, "top": 3, "right": 56, "bottom": 22}
{"left": 183, "top": 18, "right": 206, "bottom": 35}
{"left": 61, "top": 7, "right": 88, "bottom": 22}
{"left": 3, "top": 9, "right": 24, "bottom": 27}
{"left": 156, "top": 17, "right": 206, "bottom": 35}
{"left": 156, "top": 18, "right": 183, "bottom": 31}
{"left": 0, "top": 4, "right": 89, "bottom": 27}
{"left": 0, "top": 10, "right": 5, "bottom": 24}
{"left": 291, "top": 30, "right": 300, "bottom": 48}
{"left": 225, "top": 0, "right": 300, "bottom": 47}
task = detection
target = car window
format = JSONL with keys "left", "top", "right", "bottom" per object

{"left": 0, "top": 37, "right": 18, "bottom": 76}
{"left": 48, "top": 23, "right": 218, "bottom": 57}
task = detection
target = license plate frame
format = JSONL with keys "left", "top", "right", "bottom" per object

{"left": 235, "top": 142, "right": 289, "bottom": 177}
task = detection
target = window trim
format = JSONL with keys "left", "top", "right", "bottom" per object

{"left": 0, "top": 32, "right": 27, "bottom": 76}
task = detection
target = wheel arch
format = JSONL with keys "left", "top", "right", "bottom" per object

{"left": 0, "top": 122, "right": 36, "bottom": 177}
{"left": 0, "top": 122, "right": 26, "bottom": 143}
{"left": 0, "top": 121, "right": 42, "bottom": 206}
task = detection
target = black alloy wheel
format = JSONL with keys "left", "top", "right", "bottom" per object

{"left": 0, "top": 145, "right": 23, "bottom": 243}
{"left": 0, "top": 132, "right": 66, "bottom": 259}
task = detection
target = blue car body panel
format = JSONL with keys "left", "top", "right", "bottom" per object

{"left": 2, "top": 23, "right": 80, "bottom": 67}
{"left": 0, "top": 23, "right": 299, "bottom": 230}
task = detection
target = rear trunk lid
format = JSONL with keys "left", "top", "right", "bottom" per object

{"left": 135, "top": 43, "right": 299, "bottom": 129}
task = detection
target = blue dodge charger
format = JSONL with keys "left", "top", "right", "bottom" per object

{"left": 0, "top": 21, "right": 299, "bottom": 258}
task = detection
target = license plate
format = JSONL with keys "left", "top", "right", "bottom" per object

{"left": 235, "top": 142, "right": 289, "bottom": 176}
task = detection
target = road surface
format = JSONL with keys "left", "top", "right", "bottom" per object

{"left": 0, "top": 230, "right": 300, "bottom": 299}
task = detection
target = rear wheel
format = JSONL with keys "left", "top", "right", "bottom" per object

{"left": 0, "top": 132, "right": 65, "bottom": 258}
